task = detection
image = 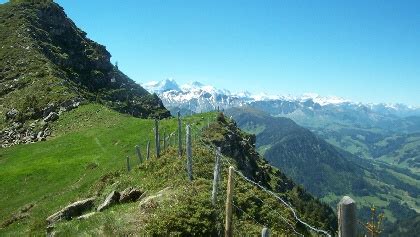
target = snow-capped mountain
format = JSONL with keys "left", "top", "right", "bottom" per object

{"left": 142, "top": 78, "right": 181, "bottom": 94}
{"left": 141, "top": 79, "right": 420, "bottom": 124}
{"left": 142, "top": 79, "right": 254, "bottom": 114}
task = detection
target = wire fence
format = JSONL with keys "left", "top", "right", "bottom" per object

{"left": 128, "top": 113, "right": 332, "bottom": 237}
{"left": 187, "top": 117, "right": 331, "bottom": 237}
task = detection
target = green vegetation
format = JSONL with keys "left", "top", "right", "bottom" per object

{"left": 227, "top": 107, "right": 420, "bottom": 234}
{"left": 0, "top": 0, "right": 169, "bottom": 133}
{"left": 285, "top": 110, "right": 420, "bottom": 173}
{"left": 0, "top": 104, "right": 337, "bottom": 235}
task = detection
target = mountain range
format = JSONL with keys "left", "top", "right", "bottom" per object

{"left": 0, "top": 1, "right": 337, "bottom": 236}
{"left": 142, "top": 78, "right": 420, "bottom": 119}
{"left": 1, "top": 1, "right": 418, "bottom": 236}
{"left": 225, "top": 107, "right": 420, "bottom": 236}
{"left": 143, "top": 79, "right": 420, "bottom": 172}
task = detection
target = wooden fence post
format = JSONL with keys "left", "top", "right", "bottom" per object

{"left": 163, "top": 130, "right": 166, "bottom": 151}
{"left": 169, "top": 132, "right": 176, "bottom": 147}
{"left": 126, "top": 156, "right": 130, "bottom": 172}
{"left": 261, "top": 227, "right": 270, "bottom": 237}
{"left": 154, "top": 119, "right": 160, "bottom": 158}
{"left": 225, "top": 166, "right": 234, "bottom": 237}
{"left": 135, "top": 145, "right": 142, "bottom": 163}
{"left": 211, "top": 147, "right": 221, "bottom": 205}
{"left": 186, "top": 124, "right": 193, "bottom": 181}
{"left": 338, "top": 196, "right": 357, "bottom": 237}
{"left": 146, "top": 140, "right": 150, "bottom": 160}
{"left": 173, "top": 132, "right": 176, "bottom": 147}
{"left": 178, "top": 111, "right": 182, "bottom": 157}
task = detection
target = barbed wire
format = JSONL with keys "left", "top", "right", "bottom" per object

{"left": 158, "top": 117, "right": 330, "bottom": 236}
{"left": 232, "top": 200, "right": 267, "bottom": 228}
{"left": 232, "top": 168, "right": 331, "bottom": 237}
{"left": 231, "top": 175, "right": 304, "bottom": 237}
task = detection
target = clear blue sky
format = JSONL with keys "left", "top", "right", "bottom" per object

{"left": 2, "top": 0, "right": 420, "bottom": 105}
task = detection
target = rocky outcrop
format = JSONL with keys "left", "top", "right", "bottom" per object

{"left": 43, "top": 112, "right": 59, "bottom": 122}
{"left": 46, "top": 198, "right": 95, "bottom": 225}
{"left": 5, "top": 109, "right": 20, "bottom": 120}
{"left": 76, "top": 212, "right": 96, "bottom": 220}
{"left": 1, "top": 99, "right": 82, "bottom": 148}
{"left": 119, "top": 187, "right": 143, "bottom": 203}
{"left": 97, "top": 191, "right": 120, "bottom": 212}
{"left": 1, "top": 0, "right": 171, "bottom": 148}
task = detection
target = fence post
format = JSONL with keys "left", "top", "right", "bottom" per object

{"left": 173, "top": 132, "right": 176, "bottom": 147}
{"left": 338, "top": 196, "right": 357, "bottom": 237}
{"left": 211, "top": 147, "right": 221, "bottom": 205}
{"left": 126, "top": 156, "right": 131, "bottom": 172}
{"left": 146, "top": 140, "right": 150, "bottom": 160}
{"left": 186, "top": 124, "right": 193, "bottom": 181}
{"left": 163, "top": 130, "right": 166, "bottom": 151}
{"left": 154, "top": 119, "right": 160, "bottom": 158}
{"left": 135, "top": 145, "right": 142, "bottom": 163}
{"left": 261, "top": 227, "right": 270, "bottom": 237}
{"left": 178, "top": 111, "right": 182, "bottom": 157}
{"left": 225, "top": 166, "right": 234, "bottom": 237}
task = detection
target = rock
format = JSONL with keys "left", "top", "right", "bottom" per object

{"left": 60, "top": 99, "right": 81, "bottom": 112}
{"left": 12, "top": 122, "right": 22, "bottom": 129}
{"left": 139, "top": 187, "right": 171, "bottom": 209}
{"left": 76, "top": 212, "right": 96, "bottom": 220}
{"left": 43, "top": 112, "right": 59, "bottom": 122}
{"left": 119, "top": 187, "right": 143, "bottom": 203}
{"left": 42, "top": 103, "right": 57, "bottom": 117}
{"left": 97, "top": 191, "right": 120, "bottom": 212}
{"left": 5, "top": 109, "right": 19, "bottom": 120}
{"left": 46, "top": 197, "right": 95, "bottom": 225}
{"left": 46, "top": 225, "right": 55, "bottom": 237}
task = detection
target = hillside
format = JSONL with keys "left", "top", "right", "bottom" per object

{"left": 0, "top": 104, "right": 337, "bottom": 235}
{"left": 141, "top": 78, "right": 420, "bottom": 172}
{"left": 0, "top": 0, "right": 170, "bottom": 147}
{"left": 226, "top": 107, "right": 420, "bottom": 235}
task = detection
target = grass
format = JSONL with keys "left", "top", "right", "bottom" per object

{"left": 0, "top": 104, "right": 207, "bottom": 235}
{"left": 0, "top": 104, "right": 336, "bottom": 236}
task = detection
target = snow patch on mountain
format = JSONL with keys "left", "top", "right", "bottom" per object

{"left": 141, "top": 79, "right": 420, "bottom": 117}
{"left": 300, "top": 93, "right": 351, "bottom": 106}
{"left": 142, "top": 78, "right": 180, "bottom": 94}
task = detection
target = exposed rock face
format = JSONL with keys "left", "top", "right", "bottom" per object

{"left": 43, "top": 112, "right": 59, "bottom": 122}
{"left": 119, "top": 187, "right": 143, "bottom": 203}
{"left": 5, "top": 109, "right": 20, "bottom": 120}
{"left": 0, "top": 1, "right": 170, "bottom": 147}
{"left": 204, "top": 113, "right": 269, "bottom": 184}
{"left": 76, "top": 212, "right": 96, "bottom": 220}
{"left": 97, "top": 191, "right": 120, "bottom": 212}
{"left": 46, "top": 197, "right": 95, "bottom": 225}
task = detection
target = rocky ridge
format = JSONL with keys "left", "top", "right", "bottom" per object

{"left": 0, "top": 1, "right": 170, "bottom": 147}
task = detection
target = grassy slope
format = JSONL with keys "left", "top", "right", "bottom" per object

{"left": 0, "top": 104, "right": 336, "bottom": 236}
{"left": 0, "top": 104, "right": 153, "bottom": 234}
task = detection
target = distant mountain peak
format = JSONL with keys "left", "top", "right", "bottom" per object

{"left": 142, "top": 78, "right": 180, "bottom": 93}
{"left": 141, "top": 79, "right": 420, "bottom": 117}
{"left": 301, "top": 93, "right": 351, "bottom": 106}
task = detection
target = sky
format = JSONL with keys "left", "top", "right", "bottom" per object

{"left": 2, "top": 0, "right": 420, "bottom": 105}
